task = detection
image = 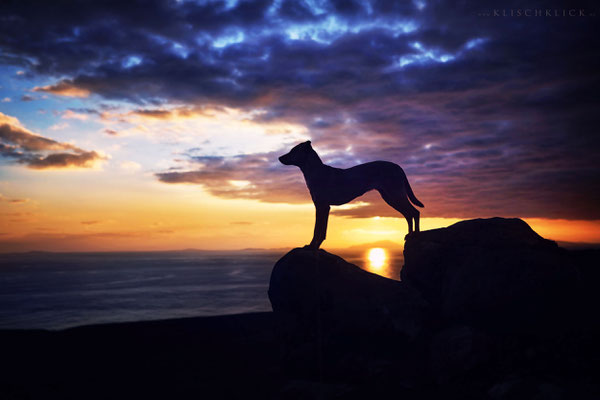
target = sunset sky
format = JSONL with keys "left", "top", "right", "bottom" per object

{"left": 0, "top": 0, "right": 598, "bottom": 252}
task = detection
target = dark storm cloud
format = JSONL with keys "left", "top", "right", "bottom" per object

{"left": 0, "top": 112, "right": 105, "bottom": 169}
{"left": 1, "top": 0, "right": 598, "bottom": 218}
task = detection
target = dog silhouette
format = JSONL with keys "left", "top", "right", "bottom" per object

{"left": 279, "top": 141, "right": 424, "bottom": 249}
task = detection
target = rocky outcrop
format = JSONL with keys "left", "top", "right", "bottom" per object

{"left": 268, "top": 218, "right": 599, "bottom": 396}
{"left": 401, "top": 218, "right": 581, "bottom": 332}
{"left": 268, "top": 248, "right": 428, "bottom": 378}
{"left": 269, "top": 248, "right": 427, "bottom": 338}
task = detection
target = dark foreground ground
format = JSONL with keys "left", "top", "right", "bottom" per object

{"left": 2, "top": 218, "right": 599, "bottom": 400}
{"left": 3, "top": 311, "right": 598, "bottom": 400}
{"left": 0, "top": 313, "right": 283, "bottom": 400}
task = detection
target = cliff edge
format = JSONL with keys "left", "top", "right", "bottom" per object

{"left": 268, "top": 218, "right": 598, "bottom": 397}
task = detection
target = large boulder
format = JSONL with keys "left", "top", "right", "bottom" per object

{"left": 429, "top": 325, "right": 494, "bottom": 384}
{"left": 268, "top": 219, "right": 598, "bottom": 395}
{"left": 268, "top": 248, "right": 428, "bottom": 379}
{"left": 401, "top": 218, "right": 581, "bottom": 333}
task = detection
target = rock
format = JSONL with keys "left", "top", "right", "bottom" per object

{"left": 429, "top": 325, "right": 493, "bottom": 384}
{"left": 268, "top": 218, "right": 598, "bottom": 391}
{"left": 401, "top": 218, "right": 581, "bottom": 333}
{"left": 268, "top": 248, "right": 428, "bottom": 378}
{"left": 572, "top": 249, "right": 600, "bottom": 330}
{"left": 488, "top": 377, "right": 574, "bottom": 400}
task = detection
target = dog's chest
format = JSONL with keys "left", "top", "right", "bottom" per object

{"left": 303, "top": 170, "right": 332, "bottom": 200}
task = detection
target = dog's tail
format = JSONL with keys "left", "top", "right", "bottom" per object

{"left": 404, "top": 176, "right": 424, "bottom": 208}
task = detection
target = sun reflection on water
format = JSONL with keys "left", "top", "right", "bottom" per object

{"left": 367, "top": 247, "right": 387, "bottom": 271}
{"left": 341, "top": 247, "right": 401, "bottom": 280}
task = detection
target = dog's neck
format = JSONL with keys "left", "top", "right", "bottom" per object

{"left": 298, "top": 148, "right": 324, "bottom": 178}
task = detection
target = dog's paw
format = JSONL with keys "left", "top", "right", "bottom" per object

{"left": 404, "top": 231, "right": 420, "bottom": 240}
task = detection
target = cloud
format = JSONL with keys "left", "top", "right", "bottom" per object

{"left": 20, "top": 94, "right": 34, "bottom": 101}
{"left": 33, "top": 81, "right": 90, "bottom": 98}
{"left": 49, "top": 122, "right": 69, "bottom": 131}
{"left": 0, "top": 193, "right": 29, "bottom": 204}
{"left": 62, "top": 110, "right": 89, "bottom": 120}
{"left": 0, "top": 113, "right": 78, "bottom": 152}
{"left": 129, "top": 109, "right": 174, "bottom": 119}
{"left": 156, "top": 134, "right": 600, "bottom": 220}
{"left": 0, "top": 231, "right": 148, "bottom": 252}
{"left": 0, "top": 0, "right": 598, "bottom": 219}
{"left": 3, "top": 1, "right": 596, "bottom": 117}
{"left": 26, "top": 151, "right": 104, "bottom": 169}
{"left": 0, "top": 112, "right": 106, "bottom": 169}
{"left": 126, "top": 106, "right": 217, "bottom": 120}
{"left": 120, "top": 160, "right": 141, "bottom": 172}
{"left": 156, "top": 151, "right": 309, "bottom": 204}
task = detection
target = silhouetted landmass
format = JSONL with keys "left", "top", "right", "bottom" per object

{"left": 269, "top": 218, "right": 600, "bottom": 398}
{"left": 402, "top": 218, "right": 582, "bottom": 333}
{"left": 0, "top": 313, "right": 281, "bottom": 399}
{"left": 556, "top": 241, "right": 600, "bottom": 250}
{"left": 269, "top": 247, "right": 427, "bottom": 381}
{"left": 2, "top": 218, "right": 599, "bottom": 399}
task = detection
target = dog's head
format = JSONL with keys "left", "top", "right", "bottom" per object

{"left": 279, "top": 141, "right": 312, "bottom": 166}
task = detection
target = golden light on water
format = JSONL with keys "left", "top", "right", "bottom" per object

{"left": 367, "top": 248, "right": 387, "bottom": 270}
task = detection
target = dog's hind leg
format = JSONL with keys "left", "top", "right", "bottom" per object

{"left": 378, "top": 188, "right": 419, "bottom": 235}
{"left": 414, "top": 208, "right": 420, "bottom": 232}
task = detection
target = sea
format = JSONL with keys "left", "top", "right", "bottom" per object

{"left": 0, "top": 249, "right": 404, "bottom": 330}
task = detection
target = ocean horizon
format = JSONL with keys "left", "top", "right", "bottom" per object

{"left": 0, "top": 248, "right": 404, "bottom": 330}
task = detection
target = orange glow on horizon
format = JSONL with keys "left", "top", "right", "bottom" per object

{"left": 1, "top": 174, "right": 599, "bottom": 253}
{"left": 524, "top": 218, "right": 600, "bottom": 245}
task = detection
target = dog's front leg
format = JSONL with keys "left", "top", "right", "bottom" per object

{"left": 307, "top": 204, "right": 330, "bottom": 249}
